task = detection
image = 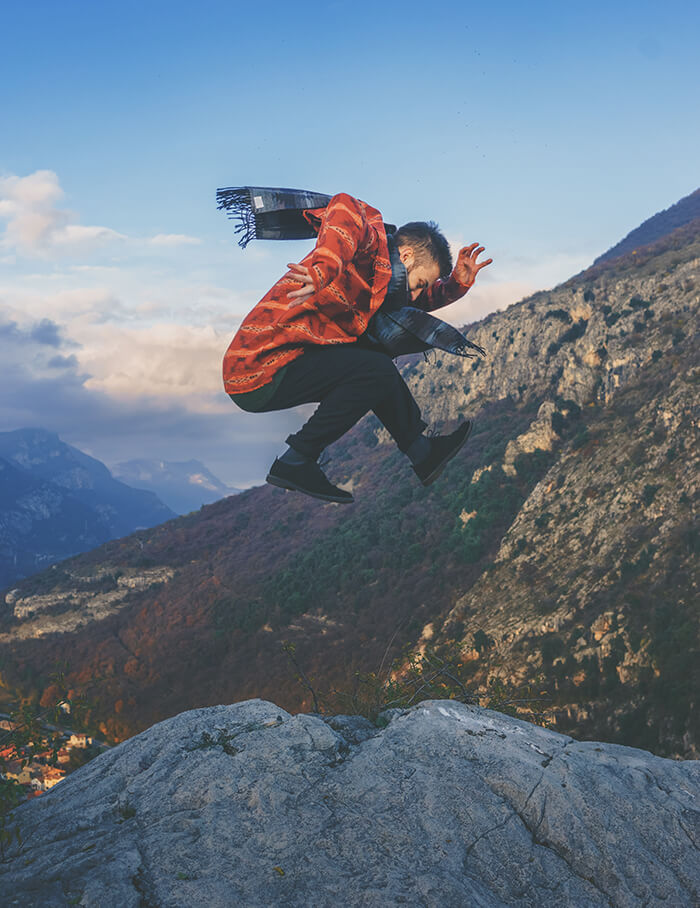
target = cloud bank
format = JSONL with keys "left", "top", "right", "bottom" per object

{"left": 0, "top": 170, "right": 199, "bottom": 256}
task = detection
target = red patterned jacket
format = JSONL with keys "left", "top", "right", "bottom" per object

{"left": 222, "top": 193, "right": 472, "bottom": 394}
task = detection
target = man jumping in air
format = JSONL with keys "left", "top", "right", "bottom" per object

{"left": 222, "top": 191, "right": 492, "bottom": 504}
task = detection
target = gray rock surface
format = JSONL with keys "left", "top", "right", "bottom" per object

{"left": 2, "top": 699, "right": 699, "bottom": 907}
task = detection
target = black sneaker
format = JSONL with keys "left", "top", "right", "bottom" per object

{"left": 412, "top": 420, "right": 473, "bottom": 487}
{"left": 266, "top": 458, "right": 354, "bottom": 504}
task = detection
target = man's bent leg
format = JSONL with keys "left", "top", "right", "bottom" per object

{"left": 254, "top": 344, "right": 472, "bottom": 497}
{"left": 260, "top": 346, "right": 426, "bottom": 459}
{"left": 259, "top": 345, "right": 421, "bottom": 503}
{"left": 371, "top": 369, "right": 428, "bottom": 454}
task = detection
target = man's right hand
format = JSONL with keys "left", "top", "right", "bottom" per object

{"left": 453, "top": 243, "right": 493, "bottom": 288}
{"left": 286, "top": 262, "right": 316, "bottom": 307}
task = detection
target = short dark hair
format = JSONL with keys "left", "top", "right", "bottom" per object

{"left": 395, "top": 221, "right": 452, "bottom": 278}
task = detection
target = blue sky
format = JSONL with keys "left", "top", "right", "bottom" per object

{"left": 1, "top": 0, "right": 698, "bottom": 487}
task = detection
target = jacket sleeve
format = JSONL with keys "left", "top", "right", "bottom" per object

{"left": 413, "top": 271, "right": 473, "bottom": 313}
{"left": 303, "top": 194, "right": 370, "bottom": 293}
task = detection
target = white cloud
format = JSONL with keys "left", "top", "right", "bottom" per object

{"left": 78, "top": 321, "right": 231, "bottom": 402}
{"left": 53, "top": 224, "right": 127, "bottom": 247}
{"left": 0, "top": 307, "right": 296, "bottom": 488}
{"left": 441, "top": 235, "right": 591, "bottom": 326}
{"left": 0, "top": 170, "right": 63, "bottom": 207}
{"left": 0, "top": 171, "right": 64, "bottom": 250}
{"left": 0, "top": 286, "right": 120, "bottom": 324}
{"left": 0, "top": 282, "right": 235, "bottom": 406}
{"left": 149, "top": 233, "right": 201, "bottom": 247}
{"left": 70, "top": 265, "right": 122, "bottom": 274}
{"left": 443, "top": 280, "right": 538, "bottom": 327}
{"left": 0, "top": 170, "right": 200, "bottom": 257}
{"left": 0, "top": 170, "right": 126, "bottom": 256}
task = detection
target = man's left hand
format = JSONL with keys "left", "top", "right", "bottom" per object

{"left": 454, "top": 243, "right": 493, "bottom": 287}
{"left": 286, "top": 262, "right": 316, "bottom": 306}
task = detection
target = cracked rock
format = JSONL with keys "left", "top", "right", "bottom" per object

{"left": 1, "top": 698, "right": 698, "bottom": 907}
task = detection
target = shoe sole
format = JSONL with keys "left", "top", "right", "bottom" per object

{"left": 266, "top": 473, "right": 354, "bottom": 504}
{"left": 420, "top": 420, "right": 473, "bottom": 487}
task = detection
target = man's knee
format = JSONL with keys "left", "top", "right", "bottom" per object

{"left": 349, "top": 348, "right": 398, "bottom": 383}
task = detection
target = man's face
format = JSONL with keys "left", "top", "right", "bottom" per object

{"left": 399, "top": 247, "right": 441, "bottom": 302}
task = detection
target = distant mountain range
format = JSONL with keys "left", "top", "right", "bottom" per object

{"left": 112, "top": 459, "right": 239, "bottom": 515}
{"left": 1, "top": 190, "right": 697, "bottom": 760}
{"left": 0, "top": 428, "right": 176, "bottom": 587}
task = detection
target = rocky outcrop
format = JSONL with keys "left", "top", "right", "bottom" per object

{"left": 2, "top": 566, "right": 175, "bottom": 640}
{"left": 2, "top": 699, "right": 698, "bottom": 907}
{"left": 502, "top": 400, "right": 558, "bottom": 476}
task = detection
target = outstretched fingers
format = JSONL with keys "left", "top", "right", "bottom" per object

{"left": 460, "top": 242, "right": 479, "bottom": 257}
{"left": 464, "top": 244, "right": 492, "bottom": 270}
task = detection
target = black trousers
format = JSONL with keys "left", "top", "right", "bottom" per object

{"left": 253, "top": 345, "right": 427, "bottom": 461}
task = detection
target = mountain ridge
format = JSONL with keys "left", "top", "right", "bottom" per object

{"left": 592, "top": 187, "right": 700, "bottom": 267}
{"left": 0, "top": 428, "right": 176, "bottom": 587}
{"left": 111, "top": 458, "right": 239, "bottom": 514}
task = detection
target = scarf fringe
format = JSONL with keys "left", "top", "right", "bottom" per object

{"left": 216, "top": 187, "right": 258, "bottom": 248}
{"left": 422, "top": 339, "right": 485, "bottom": 361}
{"left": 456, "top": 338, "right": 487, "bottom": 358}
{"left": 216, "top": 186, "right": 334, "bottom": 248}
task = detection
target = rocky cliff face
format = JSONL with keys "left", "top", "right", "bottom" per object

{"left": 404, "top": 223, "right": 699, "bottom": 757}
{"left": 0, "top": 211, "right": 697, "bottom": 757}
{"left": 2, "top": 699, "right": 699, "bottom": 907}
{"left": 2, "top": 565, "right": 175, "bottom": 640}
{"left": 402, "top": 226, "right": 698, "bottom": 421}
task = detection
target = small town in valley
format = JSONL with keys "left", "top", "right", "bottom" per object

{"left": 0, "top": 709, "right": 109, "bottom": 800}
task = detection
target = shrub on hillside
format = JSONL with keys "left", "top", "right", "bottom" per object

{"left": 282, "top": 640, "right": 552, "bottom": 728}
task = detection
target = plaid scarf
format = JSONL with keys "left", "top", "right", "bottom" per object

{"left": 216, "top": 185, "right": 396, "bottom": 248}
